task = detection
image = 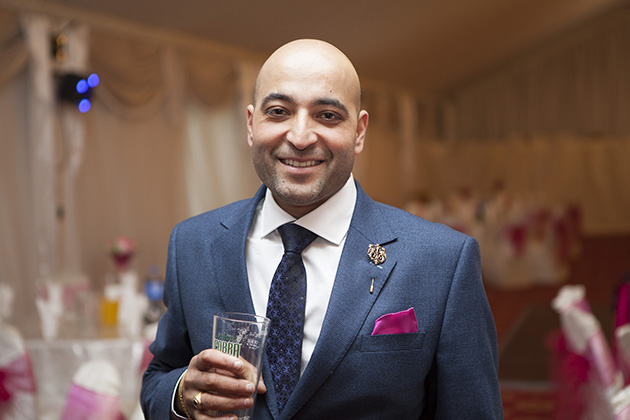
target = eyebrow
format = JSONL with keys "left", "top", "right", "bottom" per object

{"left": 260, "top": 93, "right": 350, "bottom": 116}
{"left": 261, "top": 93, "right": 294, "bottom": 108}
{"left": 314, "top": 98, "right": 349, "bottom": 116}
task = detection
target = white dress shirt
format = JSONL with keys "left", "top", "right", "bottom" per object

{"left": 246, "top": 174, "right": 356, "bottom": 373}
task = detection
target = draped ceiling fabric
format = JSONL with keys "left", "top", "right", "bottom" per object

{"left": 0, "top": 5, "right": 629, "bottom": 326}
{"left": 445, "top": 11, "right": 630, "bottom": 140}
{"left": 427, "top": 8, "right": 630, "bottom": 235}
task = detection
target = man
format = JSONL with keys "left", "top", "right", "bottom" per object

{"left": 141, "top": 39, "right": 503, "bottom": 419}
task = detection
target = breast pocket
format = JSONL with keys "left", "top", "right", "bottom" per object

{"left": 359, "top": 331, "right": 425, "bottom": 353}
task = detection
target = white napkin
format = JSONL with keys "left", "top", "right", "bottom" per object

{"left": 35, "top": 280, "right": 64, "bottom": 341}
{"left": 117, "top": 271, "right": 148, "bottom": 338}
{"left": 562, "top": 306, "right": 599, "bottom": 354}
{"left": 61, "top": 359, "right": 122, "bottom": 420}
{"left": 552, "top": 284, "right": 587, "bottom": 313}
{"left": 73, "top": 359, "right": 121, "bottom": 396}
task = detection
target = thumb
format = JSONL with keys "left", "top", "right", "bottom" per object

{"left": 258, "top": 375, "right": 267, "bottom": 394}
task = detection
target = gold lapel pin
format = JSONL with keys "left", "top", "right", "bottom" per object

{"left": 367, "top": 244, "right": 387, "bottom": 265}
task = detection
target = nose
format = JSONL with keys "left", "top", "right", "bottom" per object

{"left": 286, "top": 111, "right": 318, "bottom": 150}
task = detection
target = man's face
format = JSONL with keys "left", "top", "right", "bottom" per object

{"left": 247, "top": 43, "right": 368, "bottom": 218}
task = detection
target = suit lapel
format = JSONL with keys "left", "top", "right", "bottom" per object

{"left": 214, "top": 186, "right": 266, "bottom": 315}
{"left": 282, "top": 183, "right": 398, "bottom": 418}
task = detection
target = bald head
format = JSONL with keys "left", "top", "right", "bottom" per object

{"left": 246, "top": 38, "right": 369, "bottom": 218}
{"left": 253, "top": 39, "right": 362, "bottom": 113}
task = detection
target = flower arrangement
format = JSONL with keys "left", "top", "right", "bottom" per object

{"left": 108, "top": 236, "right": 137, "bottom": 272}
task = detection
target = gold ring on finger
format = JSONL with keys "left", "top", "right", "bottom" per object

{"left": 193, "top": 391, "right": 203, "bottom": 409}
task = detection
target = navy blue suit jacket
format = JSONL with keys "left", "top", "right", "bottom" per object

{"left": 141, "top": 182, "right": 503, "bottom": 419}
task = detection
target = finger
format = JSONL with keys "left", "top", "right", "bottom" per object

{"left": 195, "top": 351, "right": 259, "bottom": 391}
{"left": 194, "top": 349, "right": 243, "bottom": 374}
{"left": 197, "top": 368, "right": 255, "bottom": 397}
{"left": 201, "top": 414, "right": 238, "bottom": 420}
{"left": 193, "top": 391, "right": 254, "bottom": 415}
{"left": 195, "top": 407, "right": 238, "bottom": 420}
{"left": 234, "top": 356, "right": 259, "bottom": 385}
{"left": 198, "top": 412, "right": 238, "bottom": 420}
{"left": 210, "top": 365, "right": 262, "bottom": 394}
{"left": 257, "top": 375, "right": 267, "bottom": 394}
{"left": 185, "top": 355, "right": 255, "bottom": 401}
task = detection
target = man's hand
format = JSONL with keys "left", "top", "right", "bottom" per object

{"left": 177, "top": 349, "right": 266, "bottom": 419}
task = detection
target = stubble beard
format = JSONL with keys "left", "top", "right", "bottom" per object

{"left": 253, "top": 155, "right": 351, "bottom": 212}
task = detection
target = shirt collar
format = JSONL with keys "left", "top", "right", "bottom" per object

{"left": 258, "top": 174, "right": 356, "bottom": 245}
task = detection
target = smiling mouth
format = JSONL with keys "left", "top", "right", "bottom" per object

{"left": 281, "top": 159, "right": 322, "bottom": 168}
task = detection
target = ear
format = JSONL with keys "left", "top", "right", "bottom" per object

{"left": 354, "top": 110, "right": 369, "bottom": 155}
{"left": 246, "top": 104, "right": 255, "bottom": 147}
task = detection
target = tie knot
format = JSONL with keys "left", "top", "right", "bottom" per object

{"left": 278, "top": 223, "right": 317, "bottom": 254}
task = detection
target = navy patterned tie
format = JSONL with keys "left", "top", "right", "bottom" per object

{"left": 265, "top": 223, "right": 317, "bottom": 412}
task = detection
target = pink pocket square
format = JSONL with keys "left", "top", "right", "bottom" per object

{"left": 371, "top": 307, "right": 418, "bottom": 335}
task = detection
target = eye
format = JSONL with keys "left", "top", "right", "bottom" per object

{"left": 319, "top": 111, "right": 342, "bottom": 122}
{"left": 265, "top": 107, "right": 288, "bottom": 118}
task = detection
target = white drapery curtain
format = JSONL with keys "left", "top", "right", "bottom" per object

{"left": 0, "top": 9, "right": 32, "bottom": 316}
{"left": 0, "top": 9, "right": 262, "bottom": 327}
{"left": 76, "top": 28, "right": 263, "bottom": 294}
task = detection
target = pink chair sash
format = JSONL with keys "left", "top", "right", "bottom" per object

{"left": 0, "top": 353, "right": 36, "bottom": 405}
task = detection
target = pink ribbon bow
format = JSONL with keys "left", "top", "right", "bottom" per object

{"left": 61, "top": 384, "right": 124, "bottom": 420}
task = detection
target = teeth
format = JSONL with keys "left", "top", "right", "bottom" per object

{"left": 283, "top": 159, "right": 319, "bottom": 168}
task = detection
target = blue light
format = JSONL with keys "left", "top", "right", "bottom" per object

{"left": 87, "top": 73, "right": 100, "bottom": 88}
{"left": 78, "top": 98, "right": 91, "bottom": 113}
{"left": 76, "top": 79, "right": 88, "bottom": 94}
